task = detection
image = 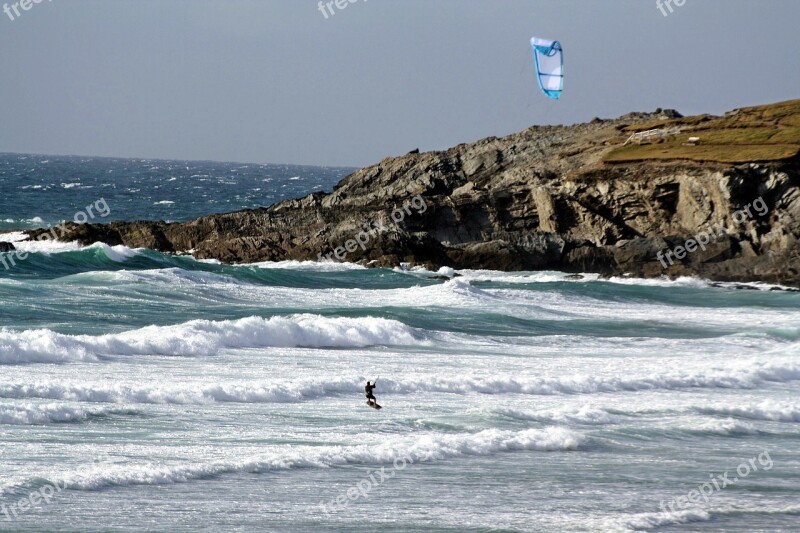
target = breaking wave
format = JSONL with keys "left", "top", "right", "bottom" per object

{"left": 26, "top": 427, "right": 584, "bottom": 492}
{"left": 3, "top": 359, "right": 799, "bottom": 404}
{"left": 0, "top": 403, "right": 131, "bottom": 425}
{"left": 0, "top": 314, "right": 425, "bottom": 364}
{"left": 697, "top": 400, "right": 800, "bottom": 422}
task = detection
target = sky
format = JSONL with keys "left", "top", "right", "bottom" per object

{"left": 0, "top": 0, "right": 798, "bottom": 167}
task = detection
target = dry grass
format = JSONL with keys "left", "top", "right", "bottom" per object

{"left": 605, "top": 144, "right": 800, "bottom": 164}
{"left": 622, "top": 115, "right": 711, "bottom": 133}
{"left": 605, "top": 99, "right": 800, "bottom": 164}
{"left": 781, "top": 115, "right": 800, "bottom": 127}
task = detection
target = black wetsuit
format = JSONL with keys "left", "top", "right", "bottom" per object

{"left": 365, "top": 382, "right": 377, "bottom": 403}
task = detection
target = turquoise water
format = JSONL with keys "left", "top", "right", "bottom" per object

{"left": 1, "top": 156, "right": 800, "bottom": 532}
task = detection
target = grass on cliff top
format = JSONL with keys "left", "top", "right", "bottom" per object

{"left": 605, "top": 99, "right": 800, "bottom": 164}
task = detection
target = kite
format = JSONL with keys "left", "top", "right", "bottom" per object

{"left": 530, "top": 37, "right": 564, "bottom": 99}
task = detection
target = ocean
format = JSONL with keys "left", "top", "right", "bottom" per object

{"left": 1, "top": 154, "right": 799, "bottom": 532}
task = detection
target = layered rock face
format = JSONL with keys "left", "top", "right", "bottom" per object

{"left": 27, "top": 103, "right": 800, "bottom": 286}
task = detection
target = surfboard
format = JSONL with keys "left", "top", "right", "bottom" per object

{"left": 367, "top": 400, "right": 382, "bottom": 410}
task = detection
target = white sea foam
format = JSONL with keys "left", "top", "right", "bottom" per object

{"left": 698, "top": 400, "right": 800, "bottom": 422}
{"left": 251, "top": 260, "right": 367, "bottom": 271}
{"left": 0, "top": 314, "right": 423, "bottom": 364}
{"left": 688, "top": 417, "right": 758, "bottom": 436}
{"left": 489, "top": 405, "right": 623, "bottom": 425}
{"left": 454, "top": 269, "right": 602, "bottom": 284}
{"left": 436, "top": 269, "right": 798, "bottom": 292}
{"left": 436, "top": 266, "right": 455, "bottom": 278}
{"left": 0, "top": 329, "right": 100, "bottom": 364}
{"left": 0, "top": 377, "right": 363, "bottom": 404}
{"left": 0, "top": 217, "right": 45, "bottom": 227}
{"left": 3, "top": 358, "right": 799, "bottom": 403}
{"left": 87, "top": 268, "right": 236, "bottom": 286}
{"left": 370, "top": 359, "right": 800, "bottom": 397}
{"left": 621, "top": 503, "right": 800, "bottom": 531}
{"left": 0, "top": 231, "right": 30, "bottom": 243}
{"left": 440, "top": 278, "right": 500, "bottom": 300}
{"left": 393, "top": 265, "right": 458, "bottom": 279}
{"left": 0, "top": 402, "right": 119, "bottom": 425}
{"left": 37, "top": 427, "right": 584, "bottom": 491}
{"left": 623, "top": 508, "right": 711, "bottom": 531}
{"left": 483, "top": 405, "right": 782, "bottom": 433}
{"left": 84, "top": 242, "right": 141, "bottom": 262}
{"left": 186, "top": 256, "right": 367, "bottom": 271}
{"left": 1, "top": 233, "right": 141, "bottom": 260}
{"left": 11, "top": 237, "right": 81, "bottom": 254}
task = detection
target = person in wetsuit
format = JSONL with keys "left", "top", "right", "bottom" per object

{"left": 365, "top": 380, "right": 377, "bottom": 406}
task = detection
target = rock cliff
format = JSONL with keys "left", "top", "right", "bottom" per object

{"left": 27, "top": 99, "right": 800, "bottom": 286}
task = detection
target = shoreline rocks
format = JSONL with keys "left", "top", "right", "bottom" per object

{"left": 26, "top": 101, "right": 800, "bottom": 287}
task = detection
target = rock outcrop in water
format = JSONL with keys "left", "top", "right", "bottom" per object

{"left": 27, "top": 100, "right": 800, "bottom": 286}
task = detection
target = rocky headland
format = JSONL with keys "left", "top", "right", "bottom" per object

{"left": 25, "top": 99, "right": 800, "bottom": 286}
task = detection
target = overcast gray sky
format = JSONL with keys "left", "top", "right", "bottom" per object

{"left": 1, "top": 0, "right": 798, "bottom": 167}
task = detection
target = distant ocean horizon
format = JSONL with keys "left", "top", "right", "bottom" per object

{"left": 1, "top": 154, "right": 799, "bottom": 532}
{"left": 0, "top": 152, "right": 354, "bottom": 231}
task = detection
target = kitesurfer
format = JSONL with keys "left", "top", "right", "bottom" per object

{"left": 365, "top": 380, "right": 378, "bottom": 406}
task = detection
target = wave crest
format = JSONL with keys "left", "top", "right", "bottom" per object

{"left": 0, "top": 403, "right": 124, "bottom": 425}
{"left": 0, "top": 314, "right": 423, "bottom": 364}
{"left": 698, "top": 400, "right": 800, "bottom": 422}
{"left": 34, "top": 427, "right": 584, "bottom": 491}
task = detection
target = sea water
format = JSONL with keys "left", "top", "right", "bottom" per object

{"left": 1, "top": 154, "right": 799, "bottom": 532}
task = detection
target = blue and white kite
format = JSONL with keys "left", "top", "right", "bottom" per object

{"left": 530, "top": 37, "right": 564, "bottom": 100}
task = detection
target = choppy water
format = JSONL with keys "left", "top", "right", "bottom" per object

{"left": 0, "top": 153, "right": 351, "bottom": 230}
{"left": 1, "top": 155, "right": 799, "bottom": 532}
